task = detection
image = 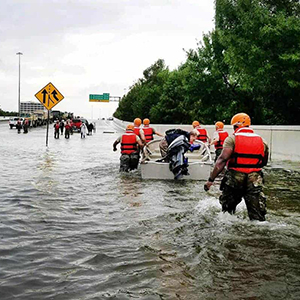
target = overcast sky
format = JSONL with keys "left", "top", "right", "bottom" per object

{"left": 0, "top": 0, "right": 215, "bottom": 119}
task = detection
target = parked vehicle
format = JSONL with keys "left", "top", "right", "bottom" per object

{"left": 72, "top": 118, "right": 88, "bottom": 132}
{"left": 8, "top": 117, "right": 24, "bottom": 129}
{"left": 19, "top": 113, "right": 37, "bottom": 127}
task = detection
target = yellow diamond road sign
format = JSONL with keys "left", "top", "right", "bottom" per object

{"left": 35, "top": 82, "right": 64, "bottom": 110}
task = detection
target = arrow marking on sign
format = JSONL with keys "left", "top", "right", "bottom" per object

{"left": 42, "top": 89, "right": 47, "bottom": 104}
{"left": 51, "top": 90, "right": 59, "bottom": 102}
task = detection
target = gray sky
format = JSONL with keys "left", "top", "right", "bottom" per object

{"left": 0, "top": 0, "right": 215, "bottom": 119}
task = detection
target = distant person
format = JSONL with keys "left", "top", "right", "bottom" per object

{"left": 210, "top": 121, "right": 229, "bottom": 162}
{"left": 142, "top": 118, "right": 163, "bottom": 144}
{"left": 16, "top": 119, "right": 22, "bottom": 134}
{"left": 80, "top": 122, "right": 87, "bottom": 139}
{"left": 87, "top": 123, "right": 93, "bottom": 136}
{"left": 113, "top": 124, "right": 144, "bottom": 172}
{"left": 23, "top": 119, "right": 29, "bottom": 134}
{"left": 204, "top": 113, "right": 269, "bottom": 221}
{"left": 65, "top": 121, "right": 71, "bottom": 139}
{"left": 69, "top": 119, "right": 74, "bottom": 135}
{"left": 60, "top": 120, "right": 65, "bottom": 134}
{"left": 192, "top": 121, "right": 210, "bottom": 144}
{"left": 54, "top": 120, "right": 60, "bottom": 139}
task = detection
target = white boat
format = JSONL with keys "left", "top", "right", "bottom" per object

{"left": 140, "top": 139, "right": 213, "bottom": 180}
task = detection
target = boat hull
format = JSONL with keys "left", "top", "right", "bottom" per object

{"left": 141, "top": 161, "right": 212, "bottom": 180}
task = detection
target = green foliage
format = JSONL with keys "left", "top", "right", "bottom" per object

{"left": 114, "top": 0, "right": 300, "bottom": 125}
{"left": 0, "top": 109, "right": 18, "bottom": 116}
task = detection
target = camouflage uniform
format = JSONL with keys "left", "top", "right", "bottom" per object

{"left": 219, "top": 169, "right": 267, "bottom": 221}
{"left": 120, "top": 153, "right": 140, "bottom": 172}
{"left": 214, "top": 148, "right": 222, "bottom": 162}
{"left": 115, "top": 133, "right": 141, "bottom": 172}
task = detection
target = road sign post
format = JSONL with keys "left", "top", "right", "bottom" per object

{"left": 46, "top": 110, "right": 50, "bottom": 147}
{"left": 35, "top": 82, "right": 64, "bottom": 146}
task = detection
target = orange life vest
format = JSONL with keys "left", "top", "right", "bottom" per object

{"left": 121, "top": 131, "right": 138, "bottom": 154}
{"left": 196, "top": 127, "right": 208, "bottom": 142}
{"left": 134, "top": 127, "right": 141, "bottom": 137}
{"left": 143, "top": 126, "right": 153, "bottom": 143}
{"left": 227, "top": 127, "right": 265, "bottom": 174}
{"left": 215, "top": 130, "right": 229, "bottom": 149}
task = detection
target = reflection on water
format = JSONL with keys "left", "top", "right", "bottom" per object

{"left": 0, "top": 121, "right": 299, "bottom": 300}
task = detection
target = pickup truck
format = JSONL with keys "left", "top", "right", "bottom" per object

{"left": 8, "top": 117, "right": 24, "bottom": 129}
{"left": 72, "top": 118, "right": 89, "bottom": 132}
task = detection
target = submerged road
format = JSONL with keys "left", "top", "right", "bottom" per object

{"left": 0, "top": 120, "right": 299, "bottom": 300}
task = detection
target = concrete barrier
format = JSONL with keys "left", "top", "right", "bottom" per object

{"left": 0, "top": 116, "right": 10, "bottom": 122}
{"left": 113, "top": 118, "right": 300, "bottom": 162}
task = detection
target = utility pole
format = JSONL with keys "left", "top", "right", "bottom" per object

{"left": 16, "top": 52, "right": 23, "bottom": 116}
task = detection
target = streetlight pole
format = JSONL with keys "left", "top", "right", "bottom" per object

{"left": 16, "top": 52, "right": 23, "bottom": 116}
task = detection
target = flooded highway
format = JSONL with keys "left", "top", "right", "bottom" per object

{"left": 0, "top": 120, "right": 299, "bottom": 300}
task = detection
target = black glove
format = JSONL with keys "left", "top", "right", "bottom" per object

{"left": 204, "top": 184, "right": 209, "bottom": 192}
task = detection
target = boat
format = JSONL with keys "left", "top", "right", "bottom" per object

{"left": 140, "top": 139, "right": 213, "bottom": 180}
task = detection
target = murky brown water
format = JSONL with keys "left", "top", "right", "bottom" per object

{"left": 0, "top": 121, "right": 299, "bottom": 300}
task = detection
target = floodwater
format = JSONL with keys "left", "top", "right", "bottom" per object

{"left": 0, "top": 120, "right": 299, "bottom": 300}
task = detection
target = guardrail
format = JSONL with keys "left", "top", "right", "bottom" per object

{"left": 0, "top": 116, "right": 16, "bottom": 122}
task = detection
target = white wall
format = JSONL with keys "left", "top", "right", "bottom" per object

{"left": 113, "top": 118, "right": 300, "bottom": 162}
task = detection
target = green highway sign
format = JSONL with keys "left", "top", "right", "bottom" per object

{"left": 89, "top": 93, "right": 110, "bottom": 102}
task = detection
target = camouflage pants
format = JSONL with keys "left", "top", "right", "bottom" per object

{"left": 219, "top": 169, "right": 267, "bottom": 221}
{"left": 214, "top": 148, "right": 222, "bottom": 162}
{"left": 120, "top": 153, "right": 140, "bottom": 172}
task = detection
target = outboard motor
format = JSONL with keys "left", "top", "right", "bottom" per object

{"left": 167, "top": 135, "right": 190, "bottom": 179}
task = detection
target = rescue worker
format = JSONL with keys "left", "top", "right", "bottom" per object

{"left": 210, "top": 121, "right": 229, "bottom": 162}
{"left": 16, "top": 119, "right": 22, "bottom": 134}
{"left": 23, "top": 118, "right": 29, "bottom": 134}
{"left": 142, "top": 118, "right": 163, "bottom": 144}
{"left": 133, "top": 117, "right": 146, "bottom": 163}
{"left": 54, "top": 120, "right": 60, "bottom": 139}
{"left": 192, "top": 121, "right": 210, "bottom": 144}
{"left": 113, "top": 124, "right": 144, "bottom": 172}
{"left": 60, "top": 119, "right": 65, "bottom": 134}
{"left": 65, "top": 121, "right": 71, "bottom": 139}
{"left": 133, "top": 118, "right": 146, "bottom": 143}
{"left": 204, "top": 113, "right": 269, "bottom": 221}
{"left": 69, "top": 119, "right": 74, "bottom": 135}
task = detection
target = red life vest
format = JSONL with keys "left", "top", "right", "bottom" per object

{"left": 55, "top": 123, "right": 60, "bottom": 130}
{"left": 134, "top": 127, "right": 141, "bottom": 137}
{"left": 227, "top": 127, "right": 265, "bottom": 174}
{"left": 215, "top": 130, "right": 229, "bottom": 149}
{"left": 143, "top": 126, "right": 153, "bottom": 143}
{"left": 121, "top": 131, "right": 138, "bottom": 154}
{"left": 196, "top": 127, "right": 208, "bottom": 142}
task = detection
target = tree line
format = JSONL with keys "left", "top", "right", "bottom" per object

{"left": 0, "top": 109, "right": 18, "bottom": 117}
{"left": 114, "top": 0, "right": 300, "bottom": 125}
